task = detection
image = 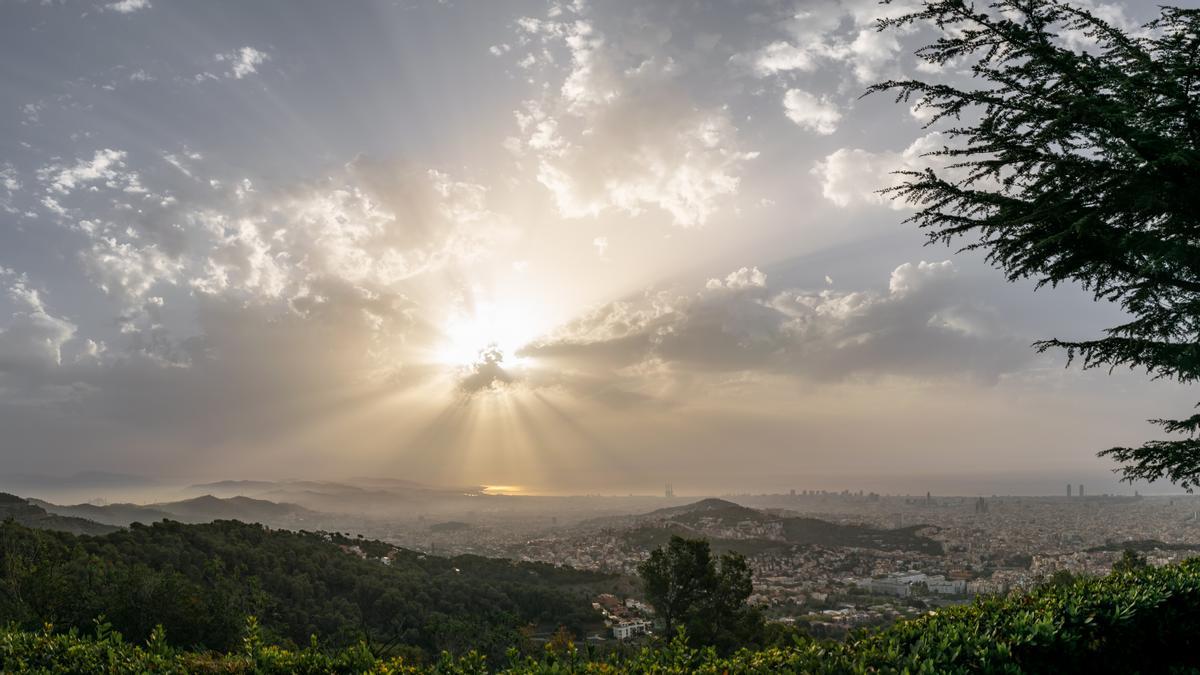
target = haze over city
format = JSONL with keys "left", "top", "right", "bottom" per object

{"left": 0, "top": 0, "right": 1191, "bottom": 497}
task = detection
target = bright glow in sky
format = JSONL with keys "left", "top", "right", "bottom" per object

{"left": 0, "top": 0, "right": 1192, "bottom": 495}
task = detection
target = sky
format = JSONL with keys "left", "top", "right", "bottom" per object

{"left": 0, "top": 0, "right": 1194, "bottom": 496}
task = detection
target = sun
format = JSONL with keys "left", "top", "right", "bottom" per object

{"left": 435, "top": 299, "right": 543, "bottom": 369}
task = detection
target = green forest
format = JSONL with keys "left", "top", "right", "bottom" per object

{"left": 0, "top": 518, "right": 610, "bottom": 663}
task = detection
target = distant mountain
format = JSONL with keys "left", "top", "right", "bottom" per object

{"left": 185, "top": 477, "right": 485, "bottom": 515}
{"left": 0, "top": 493, "right": 119, "bottom": 536}
{"left": 34, "top": 494, "right": 315, "bottom": 527}
{"left": 151, "top": 494, "right": 314, "bottom": 523}
{"left": 591, "top": 498, "right": 942, "bottom": 555}
{"left": 185, "top": 479, "right": 280, "bottom": 494}
{"left": 30, "top": 499, "right": 174, "bottom": 527}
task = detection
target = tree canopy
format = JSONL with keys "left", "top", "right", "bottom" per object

{"left": 871, "top": 1, "right": 1200, "bottom": 486}
{"left": 636, "top": 535, "right": 760, "bottom": 652}
{"left": 0, "top": 519, "right": 607, "bottom": 663}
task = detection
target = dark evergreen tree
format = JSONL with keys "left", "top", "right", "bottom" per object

{"left": 870, "top": 1, "right": 1200, "bottom": 487}
{"left": 637, "top": 535, "right": 761, "bottom": 651}
{"left": 1113, "top": 548, "right": 1149, "bottom": 574}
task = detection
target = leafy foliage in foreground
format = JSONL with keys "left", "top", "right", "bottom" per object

{"left": 5, "top": 557, "right": 1200, "bottom": 673}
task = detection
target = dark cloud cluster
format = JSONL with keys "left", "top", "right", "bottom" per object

{"left": 522, "top": 261, "right": 1032, "bottom": 385}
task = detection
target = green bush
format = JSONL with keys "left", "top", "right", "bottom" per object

{"left": 3, "top": 558, "right": 1199, "bottom": 673}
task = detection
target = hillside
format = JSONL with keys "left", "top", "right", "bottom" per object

{"left": 3, "top": 558, "right": 1200, "bottom": 673}
{"left": 0, "top": 493, "right": 119, "bottom": 536}
{"left": 185, "top": 478, "right": 482, "bottom": 515}
{"left": 641, "top": 498, "right": 769, "bottom": 524}
{"left": 594, "top": 498, "right": 941, "bottom": 555}
{"left": 0, "top": 519, "right": 612, "bottom": 661}
{"left": 33, "top": 494, "right": 316, "bottom": 527}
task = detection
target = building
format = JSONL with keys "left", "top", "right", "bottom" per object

{"left": 625, "top": 598, "right": 653, "bottom": 614}
{"left": 1079, "top": 484, "right": 1085, "bottom": 497}
{"left": 860, "top": 572, "right": 966, "bottom": 597}
{"left": 665, "top": 483, "right": 674, "bottom": 498}
{"left": 613, "top": 620, "right": 650, "bottom": 640}
{"left": 1067, "top": 484, "right": 1073, "bottom": 498}
{"left": 926, "top": 576, "right": 968, "bottom": 595}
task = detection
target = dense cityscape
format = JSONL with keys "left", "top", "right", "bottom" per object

{"left": 302, "top": 488, "right": 1200, "bottom": 639}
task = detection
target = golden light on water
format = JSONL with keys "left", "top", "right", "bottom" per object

{"left": 481, "top": 485, "right": 524, "bottom": 495}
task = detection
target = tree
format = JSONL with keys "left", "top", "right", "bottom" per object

{"left": 1113, "top": 548, "right": 1149, "bottom": 574}
{"left": 870, "top": 1, "right": 1200, "bottom": 487}
{"left": 638, "top": 536, "right": 712, "bottom": 637}
{"left": 637, "top": 535, "right": 761, "bottom": 651}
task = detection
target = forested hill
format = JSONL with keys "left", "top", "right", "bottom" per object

{"left": 0, "top": 519, "right": 612, "bottom": 662}
{"left": 586, "top": 498, "right": 942, "bottom": 555}
{"left": 0, "top": 492, "right": 119, "bottom": 536}
{"left": 31, "top": 493, "right": 316, "bottom": 527}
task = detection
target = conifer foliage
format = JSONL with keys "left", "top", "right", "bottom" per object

{"left": 870, "top": 1, "right": 1200, "bottom": 487}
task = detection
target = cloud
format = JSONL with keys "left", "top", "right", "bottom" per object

{"left": 0, "top": 164, "right": 19, "bottom": 214}
{"left": 737, "top": 1, "right": 918, "bottom": 86}
{"left": 214, "top": 47, "right": 269, "bottom": 79}
{"left": 782, "top": 88, "right": 841, "bottom": 135}
{"left": 748, "top": 40, "right": 818, "bottom": 76}
{"left": 105, "top": 0, "right": 150, "bottom": 13}
{"left": 521, "top": 259, "right": 1030, "bottom": 387}
{"left": 0, "top": 271, "right": 78, "bottom": 377}
{"left": 457, "top": 345, "right": 514, "bottom": 394}
{"left": 507, "top": 2, "right": 756, "bottom": 227}
{"left": 811, "top": 132, "right": 947, "bottom": 208}
{"left": 21, "top": 144, "right": 511, "bottom": 376}
{"left": 40, "top": 149, "right": 144, "bottom": 196}
{"left": 0, "top": 270, "right": 93, "bottom": 401}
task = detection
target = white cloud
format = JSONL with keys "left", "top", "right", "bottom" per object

{"left": 811, "top": 132, "right": 947, "bottom": 208}
{"left": 782, "top": 88, "right": 841, "bottom": 135}
{"left": 737, "top": 0, "right": 918, "bottom": 91}
{"left": 749, "top": 40, "right": 817, "bottom": 76}
{"left": 41, "top": 148, "right": 143, "bottom": 196}
{"left": 85, "top": 234, "right": 185, "bottom": 307}
{"left": 508, "top": 4, "right": 756, "bottom": 227}
{"left": 706, "top": 266, "right": 766, "bottom": 290}
{"left": 215, "top": 47, "right": 269, "bottom": 79}
{"left": 889, "top": 260, "right": 955, "bottom": 295}
{"left": 0, "top": 272, "right": 77, "bottom": 373}
{"left": 0, "top": 165, "right": 19, "bottom": 214}
{"left": 105, "top": 0, "right": 150, "bottom": 13}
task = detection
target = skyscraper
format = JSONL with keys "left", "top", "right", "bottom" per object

{"left": 665, "top": 483, "right": 674, "bottom": 498}
{"left": 1067, "top": 484, "right": 1073, "bottom": 497}
{"left": 1079, "top": 484, "right": 1085, "bottom": 497}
